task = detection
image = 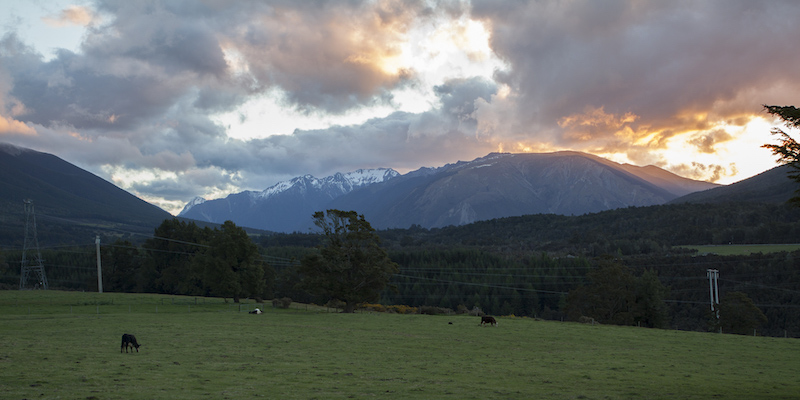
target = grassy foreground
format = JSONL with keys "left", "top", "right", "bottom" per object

{"left": 1, "top": 291, "right": 798, "bottom": 399}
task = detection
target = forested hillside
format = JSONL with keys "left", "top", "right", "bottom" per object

{"left": 263, "top": 201, "right": 800, "bottom": 336}
{"left": 2, "top": 201, "right": 800, "bottom": 337}
{"left": 377, "top": 202, "right": 800, "bottom": 255}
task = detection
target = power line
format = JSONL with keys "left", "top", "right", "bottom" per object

{"left": 393, "top": 273, "right": 569, "bottom": 295}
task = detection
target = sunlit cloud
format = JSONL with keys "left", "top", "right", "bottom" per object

{"left": 0, "top": 115, "right": 36, "bottom": 135}
{"left": 1, "top": 0, "right": 799, "bottom": 214}
{"left": 41, "top": 5, "right": 97, "bottom": 27}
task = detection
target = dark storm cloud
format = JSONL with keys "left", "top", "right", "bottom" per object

{"left": 3, "top": 0, "right": 435, "bottom": 134}
{"left": 3, "top": 0, "right": 797, "bottom": 211}
{"left": 0, "top": 0, "right": 456, "bottom": 210}
{"left": 472, "top": 0, "right": 800, "bottom": 151}
{"left": 212, "top": 76, "right": 498, "bottom": 185}
{"left": 435, "top": 76, "right": 497, "bottom": 121}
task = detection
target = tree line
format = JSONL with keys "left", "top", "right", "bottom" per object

{"left": 2, "top": 200, "right": 798, "bottom": 336}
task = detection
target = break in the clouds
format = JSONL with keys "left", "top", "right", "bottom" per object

{"left": 1, "top": 0, "right": 799, "bottom": 213}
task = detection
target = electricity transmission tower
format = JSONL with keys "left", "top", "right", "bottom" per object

{"left": 20, "top": 199, "right": 48, "bottom": 290}
{"left": 707, "top": 268, "right": 719, "bottom": 320}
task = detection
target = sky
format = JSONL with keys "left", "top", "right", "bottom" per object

{"left": 1, "top": 0, "right": 798, "bottom": 214}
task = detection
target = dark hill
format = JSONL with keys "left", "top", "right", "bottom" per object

{"left": 670, "top": 164, "right": 798, "bottom": 205}
{"left": 0, "top": 143, "right": 173, "bottom": 245}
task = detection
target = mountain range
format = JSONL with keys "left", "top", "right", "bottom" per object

{"left": 180, "top": 151, "right": 722, "bottom": 232}
{"left": 179, "top": 168, "right": 400, "bottom": 233}
{"left": 3, "top": 143, "right": 795, "bottom": 239}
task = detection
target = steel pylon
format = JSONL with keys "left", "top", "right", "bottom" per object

{"left": 20, "top": 199, "right": 48, "bottom": 290}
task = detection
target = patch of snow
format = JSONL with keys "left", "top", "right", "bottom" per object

{"left": 256, "top": 168, "right": 399, "bottom": 200}
{"left": 259, "top": 179, "right": 298, "bottom": 198}
{"left": 178, "top": 196, "right": 206, "bottom": 216}
{"left": 471, "top": 163, "right": 496, "bottom": 169}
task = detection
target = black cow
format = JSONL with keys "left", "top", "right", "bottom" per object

{"left": 480, "top": 315, "right": 498, "bottom": 327}
{"left": 121, "top": 333, "right": 141, "bottom": 353}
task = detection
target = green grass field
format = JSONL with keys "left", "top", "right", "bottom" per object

{"left": 1, "top": 291, "right": 798, "bottom": 399}
{"left": 681, "top": 243, "right": 800, "bottom": 256}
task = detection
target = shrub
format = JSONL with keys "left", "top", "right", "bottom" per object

{"left": 326, "top": 299, "right": 345, "bottom": 310}
{"left": 361, "top": 303, "right": 386, "bottom": 312}
{"left": 272, "top": 297, "right": 292, "bottom": 309}
{"left": 469, "top": 306, "right": 485, "bottom": 317}
{"left": 389, "top": 304, "right": 417, "bottom": 314}
{"left": 359, "top": 303, "right": 418, "bottom": 314}
{"left": 418, "top": 305, "right": 453, "bottom": 315}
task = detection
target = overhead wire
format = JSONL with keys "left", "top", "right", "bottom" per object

{"left": 7, "top": 208, "right": 800, "bottom": 310}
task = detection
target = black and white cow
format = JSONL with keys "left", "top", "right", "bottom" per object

{"left": 121, "top": 333, "right": 141, "bottom": 353}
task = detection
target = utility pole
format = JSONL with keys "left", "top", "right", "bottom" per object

{"left": 95, "top": 235, "right": 103, "bottom": 293}
{"left": 707, "top": 269, "right": 720, "bottom": 327}
{"left": 20, "top": 199, "right": 48, "bottom": 290}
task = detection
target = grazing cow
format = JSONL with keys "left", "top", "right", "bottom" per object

{"left": 249, "top": 308, "right": 262, "bottom": 314}
{"left": 480, "top": 315, "right": 498, "bottom": 327}
{"left": 121, "top": 333, "right": 141, "bottom": 353}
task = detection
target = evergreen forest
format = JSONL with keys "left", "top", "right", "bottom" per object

{"left": 2, "top": 201, "right": 800, "bottom": 337}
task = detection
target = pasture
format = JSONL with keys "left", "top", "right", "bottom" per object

{"left": 681, "top": 243, "right": 800, "bottom": 256}
{"left": 1, "top": 291, "right": 798, "bottom": 399}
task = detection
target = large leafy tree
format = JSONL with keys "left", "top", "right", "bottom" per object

{"left": 202, "top": 221, "right": 266, "bottom": 302}
{"left": 715, "top": 291, "right": 767, "bottom": 335}
{"left": 633, "top": 269, "right": 669, "bottom": 328}
{"left": 565, "top": 259, "right": 637, "bottom": 325}
{"left": 102, "top": 239, "right": 141, "bottom": 293}
{"left": 300, "top": 209, "right": 398, "bottom": 313}
{"left": 565, "top": 257, "right": 668, "bottom": 327}
{"left": 138, "top": 219, "right": 266, "bottom": 301}
{"left": 762, "top": 105, "right": 800, "bottom": 205}
{"left": 140, "top": 219, "right": 210, "bottom": 294}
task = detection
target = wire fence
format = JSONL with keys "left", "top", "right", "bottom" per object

{"left": 0, "top": 295, "right": 339, "bottom": 317}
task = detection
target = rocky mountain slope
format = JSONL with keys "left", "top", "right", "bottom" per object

{"left": 178, "top": 168, "right": 400, "bottom": 232}
{"left": 181, "top": 151, "right": 720, "bottom": 232}
{"left": 330, "top": 152, "right": 719, "bottom": 229}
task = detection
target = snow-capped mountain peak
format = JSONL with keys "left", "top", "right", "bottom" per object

{"left": 178, "top": 196, "right": 206, "bottom": 216}
{"left": 257, "top": 168, "right": 399, "bottom": 199}
{"left": 178, "top": 167, "right": 400, "bottom": 231}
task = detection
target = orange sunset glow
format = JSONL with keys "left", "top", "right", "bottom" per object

{"left": 1, "top": 0, "right": 798, "bottom": 212}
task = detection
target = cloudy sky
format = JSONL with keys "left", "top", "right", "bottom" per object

{"left": 1, "top": 0, "right": 798, "bottom": 214}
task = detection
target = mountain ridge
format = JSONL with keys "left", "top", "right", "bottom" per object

{"left": 0, "top": 142, "right": 174, "bottom": 243}
{"left": 330, "top": 152, "right": 719, "bottom": 230}
{"left": 670, "top": 163, "right": 797, "bottom": 205}
{"left": 180, "top": 151, "right": 721, "bottom": 232}
{"left": 178, "top": 167, "right": 400, "bottom": 232}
